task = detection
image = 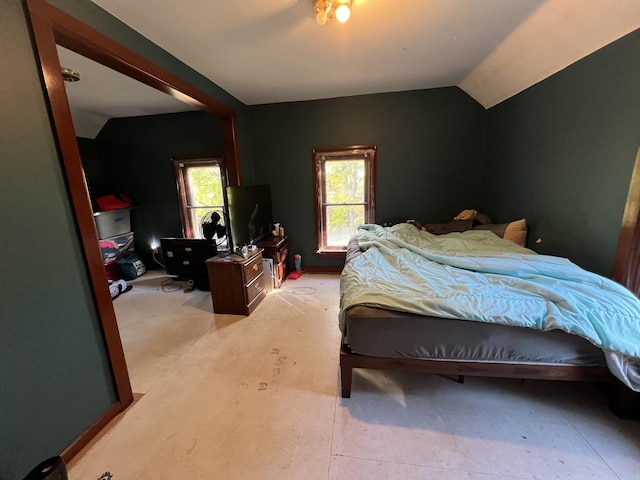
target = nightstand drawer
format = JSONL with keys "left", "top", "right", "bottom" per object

{"left": 243, "top": 254, "right": 263, "bottom": 283}
{"left": 246, "top": 272, "right": 265, "bottom": 304}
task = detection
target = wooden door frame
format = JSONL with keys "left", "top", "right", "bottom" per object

{"left": 612, "top": 143, "right": 640, "bottom": 295}
{"left": 25, "top": 0, "right": 242, "bottom": 460}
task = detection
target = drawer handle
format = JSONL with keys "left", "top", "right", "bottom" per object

{"left": 253, "top": 264, "right": 258, "bottom": 271}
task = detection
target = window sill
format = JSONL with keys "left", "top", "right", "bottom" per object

{"left": 315, "top": 249, "right": 347, "bottom": 259}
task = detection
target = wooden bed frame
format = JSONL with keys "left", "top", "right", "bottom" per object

{"left": 340, "top": 340, "right": 640, "bottom": 419}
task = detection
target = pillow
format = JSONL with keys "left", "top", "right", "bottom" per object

{"left": 452, "top": 209, "right": 493, "bottom": 226}
{"left": 453, "top": 209, "right": 478, "bottom": 221}
{"left": 474, "top": 218, "right": 527, "bottom": 247}
{"left": 473, "top": 212, "right": 493, "bottom": 226}
{"left": 503, "top": 219, "right": 527, "bottom": 246}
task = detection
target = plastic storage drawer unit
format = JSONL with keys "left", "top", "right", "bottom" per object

{"left": 94, "top": 208, "right": 132, "bottom": 240}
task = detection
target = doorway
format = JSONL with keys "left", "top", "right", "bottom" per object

{"left": 26, "top": 0, "right": 242, "bottom": 460}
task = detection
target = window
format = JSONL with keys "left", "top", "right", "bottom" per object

{"left": 313, "top": 146, "right": 376, "bottom": 256}
{"left": 172, "top": 156, "right": 229, "bottom": 248}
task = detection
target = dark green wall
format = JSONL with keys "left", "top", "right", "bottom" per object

{"left": 90, "top": 25, "right": 640, "bottom": 276}
{"left": 484, "top": 28, "right": 640, "bottom": 275}
{"left": 78, "top": 137, "right": 104, "bottom": 190}
{"left": 250, "top": 88, "right": 486, "bottom": 268}
{"left": 0, "top": 3, "right": 116, "bottom": 478}
{"left": 95, "top": 111, "right": 227, "bottom": 264}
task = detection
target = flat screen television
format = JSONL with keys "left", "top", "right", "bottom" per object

{"left": 160, "top": 238, "right": 218, "bottom": 290}
{"left": 227, "top": 184, "right": 273, "bottom": 251}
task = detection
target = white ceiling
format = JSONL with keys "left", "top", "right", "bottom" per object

{"left": 58, "top": 46, "right": 198, "bottom": 138}
{"left": 62, "top": 0, "right": 640, "bottom": 138}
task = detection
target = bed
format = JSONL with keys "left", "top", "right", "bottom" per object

{"left": 339, "top": 223, "right": 640, "bottom": 418}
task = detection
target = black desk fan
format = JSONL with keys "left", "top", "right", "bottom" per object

{"left": 200, "top": 211, "right": 227, "bottom": 254}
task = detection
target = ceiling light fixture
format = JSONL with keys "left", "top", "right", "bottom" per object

{"left": 313, "top": 0, "right": 352, "bottom": 26}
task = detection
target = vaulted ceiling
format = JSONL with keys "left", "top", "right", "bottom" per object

{"left": 62, "top": 0, "right": 640, "bottom": 138}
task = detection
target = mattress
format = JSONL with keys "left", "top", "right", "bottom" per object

{"left": 344, "top": 234, "right": 606, "bottom": 367}
{"left": 344, "top": 305, "right": 606, "bottom": 366}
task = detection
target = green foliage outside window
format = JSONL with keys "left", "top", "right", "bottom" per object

{"left": 187, "top": 166, "right": 224, "bottom": 207}
{"left": 187, "top": 165, "right": 226, "bottom": 241}
{"left": 325, "top": 160, "right": 365, "bottom": 245}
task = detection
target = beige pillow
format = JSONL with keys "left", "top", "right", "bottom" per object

{"left": 453, "top": 209, "right": 478, "bottom": 221}
{"left": 502, "top": 219, "right": 527, "bottom": 247}
{"left": 474, "top": 218, "right": 527, "bottom": 247}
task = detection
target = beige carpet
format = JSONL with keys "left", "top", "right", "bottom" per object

{"left": 67, "top": 272, "right": 640, "bottom": 479}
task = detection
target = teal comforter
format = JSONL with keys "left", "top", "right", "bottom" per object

{"left": 340, "top": 223, "right": 640, "bottom": 389}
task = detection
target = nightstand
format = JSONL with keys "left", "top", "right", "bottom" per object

{"left": 206, "top": 249, "right": 265, "bottom": 315}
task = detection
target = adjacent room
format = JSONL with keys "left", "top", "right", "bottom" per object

{"left": 3, "top": 0, "right": 640, "bottom": 479}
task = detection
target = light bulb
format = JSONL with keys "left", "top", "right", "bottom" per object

{"left": 335, "top": 4, "right": 351, "bottom": 23}
{"left": 316, "top": 8, "right": 328, "bottom": 25}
